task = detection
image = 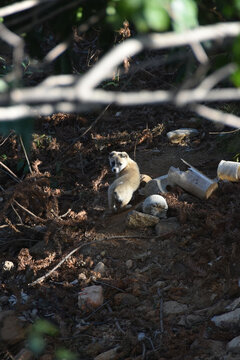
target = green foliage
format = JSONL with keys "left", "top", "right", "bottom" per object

{"left": 55, "top": 349, "right": 77, "bottom": 360}
{"left": 171, "top": 0, "right": 198, "bottom": 32}
{"left": 107, "top": 0, "right": 198, "bottom": 32}
{"left": 1, "top": 118, "right": 33, "bottom": 152}
{"left": 27, "top": 319, "right": 76, "bottom": 358}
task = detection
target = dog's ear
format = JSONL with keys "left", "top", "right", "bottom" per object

{"left": 120, "top": 152, "right": 128, "bottom": 158}
{"left": 109, "top": 151, "right": 117, "bottom": 158}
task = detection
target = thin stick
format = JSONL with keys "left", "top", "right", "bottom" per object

{"left": 107, "top": 303, "right": 125, "bottom": 334}
{"left": 0, "top": 161, "right": 20, "bottom": 182}
{"left": 28, "top": 241, "right": 95, "bottom": 286}
{"left": 19, "top": 135, "right": 32, "bottom": 174}
{"left": 13, "top": 199, "right": 45, "bottom": 222}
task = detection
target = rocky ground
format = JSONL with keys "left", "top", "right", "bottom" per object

{"left": 0, "top": 28, "right": 240, "bottom": 360}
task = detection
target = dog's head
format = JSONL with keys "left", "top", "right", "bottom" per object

{"left": 109, "top": 151, "right": 129, "bottom": 174}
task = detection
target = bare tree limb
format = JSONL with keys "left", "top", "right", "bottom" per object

{"left": 1, "top": 20, "right": 240, "bottom": 127}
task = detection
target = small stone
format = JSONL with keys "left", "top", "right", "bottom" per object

{"left": 226, "top": 297, "right": 240, "bottom": 311}
{"left": 78, "top": 285, "right": 103, "bottom": 310}
{"left": 164, "top": 301, "right": 188, "bottom": 315}
{"left": 211, "top": 308, "right": 240, "bottom": 329}
{"left": 127, "top": 210, "right": 159, "bottom": 228}
{"left": 139, "top": 175, "right": 168, "bottom": 196}
{"left": 227, "top": 335, "right": 240, "bottom": 353}
{"left": 100, "top": 251, "right": 106, "bottom": 257}
{"left": 142, "top": 194, "right": 168, "bottom": 218}
{"left": 94, "top": 346, "right": 120, "bottom": 360}
{"left": 155, "top": 217, "right": 180, "bottom": 236}
{"left": 2, "top": 261, "right": 14, "bottom": 271}
{"left": 126, "top": 260, "right": 133, "bottom": 269}
{"left": 114, "top": 293, "right": 138, "bottom": 306}
{"left": 78, "top": 273, "right": 87, "bottom": 281}
{"left": 167, "top": 128, "right": 199, "bottom": 144}
{"left": 93, "top": 262, "right": 106, "bottom": 276}
{"left": 151, "top": 281, "right": 166, "bottom": 289}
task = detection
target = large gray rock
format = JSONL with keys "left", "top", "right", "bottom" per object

{"left": 227, "top": 336, "right": 240, "bottom": 353}
{"left": 211, "top": 308, "right": 240, "bottom": 329}
{"left": 139, "top": 175, "right": 168, "bottom": 196}
{"left": 164, "top": 300, "right": 188, "bottom": 315}
{"left": 126, "top": 210, "right": 159, "bottom": 228}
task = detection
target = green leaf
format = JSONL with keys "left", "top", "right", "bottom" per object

{"left": 231, "top": 67, "right": 240, "bottom": 87}
{"left": 0, "top": 78, "right": 8, "bottom": 92}
{"left": 32, "top": 319, "right": 58, "bottom": 336}
{"left": 143, "top": 0, "right": 170, "bottom": 31}
{"left": 28, "top": 334, "right": 46, "bottom": 355}
{"left": 171, "top": 0, "right": 198, "bottom": 32}
{"left": 55, "top": 349, "right": 77, "bottom": 360}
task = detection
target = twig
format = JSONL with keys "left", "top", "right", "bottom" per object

{"left": 28, "top": 241, "right": 96, "bottom": 286}
{"left": 13, "top": 199, "right": 45, "bottom": 222}
{"left": 192, "top": 104, "right": 240, "bottom": 128}
{"left": 93, "top": 280, "right": 125, "bottom": 293}
{"left": 0, "top": 0, "right": 44, "bottom": 17}
{"left": 190, "top": 42, "right": 209, "bottom": 64}
{"left": 11, "top": 204, "right": 23, "bottom": 225}
{"left": 0, "top": 161, "right": 20, "bottom": 182}
{"left": 107, "top": 303, "right": 125, "bottom": 334}
{"left": 0, "top": 130, "right": 14, "bottom": 147}
{"left": 83, "top": 300, "right": 111, "bottom": 321}
{"left": 19, "top": 135, "right": 33, "bottom": 174}
{"left": 0, "top": 23, "right": 24, "bottom": 82}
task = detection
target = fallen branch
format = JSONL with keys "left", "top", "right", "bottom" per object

{"left": 28, "top": 241, "right": 94, "bottom": 286}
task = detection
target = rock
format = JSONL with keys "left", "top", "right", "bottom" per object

{"left": 142, "top": 194, "right": 168, "bottom": 218}
{"left": 226, "top": 297, "right": 240, "bottom": 311}
{"left": 178, "top": 314, "right": 205, "bottom": 327}
{"left": 114, "top": 293, "right": 138, "bottom": 306}
{"left": 167, "top": 128, "right": 199, "bottom": 144}
{"left": 126, "top": 210, "right": 159, "bottom": 228}
{"left": 15, "top": 348, "right": 34, "bottom": 360}
{"left": 211, "top": 308, "right": 240, "bottom": 329}
{"left": 0, "top": 310, "right": 25, "bottom": 344}
{"left": 227, "top": 335, "right": 240, "bottom": 353}
{"left": 164, "top": 301, "right": 188, "bottom": 315}
{"left": 78, "top": 285, "right": 103, "bottom": 310}
{"left": 139, "top": 175, "right": 168, "bottom": 196}
{"left": 126, "top": 259, "right": 133, "bottom": 269}
{"left": 190, "top": 339, "right": 225, "bottom": 356}
{"left": 155, "top": 217, "right": 180, "bottom": 236}
{"left": 2, "top": 261, "right": 14, "bottom": 271}
{"left": 151, "top": 280, "right": 166, "bottom": 289}
{"left": 94, "top": 262, "right": 106, "bottom": 276}
{"left": 94, "top": 346, "right": 120, "bottom": 360}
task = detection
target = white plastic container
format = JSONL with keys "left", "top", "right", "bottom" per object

{"left": 168, "top": 160, "right": 218, "bottom": 199}
{"left": 217, "top": 160, "right": 240, "bottom": 182}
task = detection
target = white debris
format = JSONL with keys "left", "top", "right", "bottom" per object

{"left": 142, "top": 194, "right": 168, "bottom": 218}
{"left": 167, "top": 128, "right": 199, "bottom": 144}
{"left": 2, "top": 261, "right": 14, "bottom": 271}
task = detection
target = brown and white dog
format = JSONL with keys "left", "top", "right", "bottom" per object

{"left": 108, "top": 151, "right": 140, "bottom": 212}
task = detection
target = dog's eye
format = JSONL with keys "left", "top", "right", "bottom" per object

{"left": 118, "top": 163, "right": 122, "bottom": 166}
